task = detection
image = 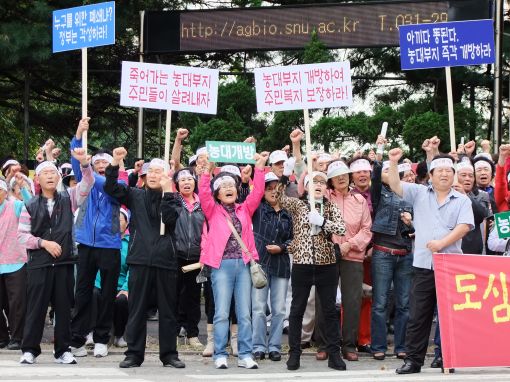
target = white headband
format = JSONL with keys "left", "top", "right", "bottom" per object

{"left": 220, "top": 165, "right": 241, "bottom": 177}
{"left": 213, "top": 175, "right": 236, "bottom": 191}
{"left": 382, "top": 161, "right": 411, "bottom": 173}
{"left": 120, "top": 207, "right": 130, "bottom": 223}
{"left": 149, "top": 158, "right": 170, "bottom": 174}
{"left": 474, "top": 153, "right": 492, "bottom": 161}
{"left": 456, "top": 161, "right": 474, "bottom": 173}
{"left": 349, "top": 159, "right": 371, "bottom": 173}
{"left": 91, "top": 153, "right": 113, "bottom": 165}
{"left": 2, "top": 159, "right": 20, "bottom": 171}
{"left": 304, "top": 171, "right": 328, "bottom": 187}
{"left": 176, "top": 169, "right": 194, "bottom": 181}
{"left": 474, "top": 160, "right": 492, "bottom": 171}
{"left": 429, "top": 158, "right": 454, "bottom": 171}
{"left": 0, "top": 178, "right": 7, "bottom": 192}
{"left": 35, "top": 161, "right": 59, "bottom": 176}
{"left": 317, "top": 153, "right": 333, "bottom": 164}
{"left": 196, "top": 147, "right": 208, "bottom": 157}
{"left": 188, "top": 155, "right": 198, "bottom": 165}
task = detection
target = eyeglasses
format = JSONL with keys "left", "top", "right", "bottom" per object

{"left": 312, "top": 180, "right": 327, "bottom": 185}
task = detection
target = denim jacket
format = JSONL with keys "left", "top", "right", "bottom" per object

{"left": 371, "top": 161, "right": 413, "bottom": 247}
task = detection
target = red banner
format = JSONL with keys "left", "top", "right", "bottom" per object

{"left": 434, "top": 253, "right": 510, "bottom": 368}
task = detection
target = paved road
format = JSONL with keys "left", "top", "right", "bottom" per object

{"left": 0, "top": 351, "right": 508, "bottom": 382}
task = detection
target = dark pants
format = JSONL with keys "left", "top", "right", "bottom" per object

{"left": 124, "top": 265, "right": 178, "bottom": 364}
{"left": 71, "top": 245, "right": 120, "bottom": 347}
{"left": 114, "top": 293, "right": 129, "bottom": 337}
{"left": 405, "top": 267, "right": 436, "bottom": 366}
{"left": 314, "top": 290, "right": 342, "bottom": 352}
{"left": 288, "top": 264, "right": 340, "bottom": 357}
{"left": 0, "top": 265, "right": 27, "bottom": 342}
{"left": 176, "top": 258, "right": 202, "bottom": 338}
{"left": 22, "top": 265, "right": 74, "bottom": 358}
{"left": 338, "top": 259, "right": 364, "bottom": 353}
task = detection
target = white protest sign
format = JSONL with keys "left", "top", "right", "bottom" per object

{"left": 120, "top": 61, "right": 219, "bottom": 114}
{"left": 254, "top": 62, "right": 353, "bottom": 112}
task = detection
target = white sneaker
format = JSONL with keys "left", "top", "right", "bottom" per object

{"left": 70, "top": 346, "right": 87, "bottom": 357}
{"left": 85, "top": 332, "right": 94, "bottom": 347}
{"left": 187, "top": 337, "right": 204, "bottom": 349}
{"left": 238, "top": 357, "right": 258, "bottom": 369}
{"left": 114, "top": 336, "right": 127, "bottom": 348}
{"left": 55, "top": 351, "right": 77, "bottom": 364}
{"left": 20, "top": 352, "right": 35, "bottom": 364}
{"left": 214, "top": 357, "right": 228, "bottom": 369}
{"left": 93, "top": 343, "right": 108, "bottom": 357}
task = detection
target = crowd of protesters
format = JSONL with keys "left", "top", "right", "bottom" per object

{"left": 1, "top": 117, "right": 506, "bottom": 374}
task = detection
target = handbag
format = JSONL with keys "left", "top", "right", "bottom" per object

{"left": 226, "top": 217, "right": 268, "bottom": 289}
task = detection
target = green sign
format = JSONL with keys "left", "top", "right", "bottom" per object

{"left": 495, "top": 211, "right": 510, "bottom": 239}
{"left": 206, "top": 141, "right": 256, "bottom": 164}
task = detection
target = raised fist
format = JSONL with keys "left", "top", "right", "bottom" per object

{"left": 71, "top": 147, "right": 89, "bottom": 166}
{"left": 464, "top": 140, "right": 476, "bottom": 156}
{"left": 112, "top": 147, "right": 128, "bottom": 162}
{"left": 388, "top": 148, "right": 403, "bottom": 163}
{"left": 241, "top": 165, "right": 252, "bottom": 183}
{"left": 133, "top": 159, "right": 144, "bottom": 173}
{"left": 244, "top": 136, "right": 257, "bottom": 144}
{"left": 77, "top": 118, "right": 90, "bottom": 134}
{"left": 290, "top": 129, "right": 304, "bottom": 143}
{"left": 176, "top": 128, "right": 189, "bottom": 140}
{"left": 498, "top": 144, "right": 510, "bottom": 166}
{"left": 255, "top": 151, "right": 270, "bottom": 169}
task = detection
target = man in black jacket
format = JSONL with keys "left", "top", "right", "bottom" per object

{"left": 104, "top": 147, "right": 183, "bottom": 369}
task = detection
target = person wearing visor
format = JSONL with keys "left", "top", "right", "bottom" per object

{"left": 199, "top": 152, "right": 269, "bottom": 370}
{"left": 251, "top": 172, "right": 293, "bottom": 362}
{"left": 104, "top": 148, "right": 183, "bottom": 369}
{"left": 276, "top": 169, "right": 347, "bottom": 371}
{"left": 17, "top": 150, "right": 94, "bottom": 365}
{"left": 386, "top": 149, "right": 474, "bottom": 375}
{"left": 69, "top": 118, "right": 127, "bottom": 358}
{"left": 171, "top": 167, "right": 206, "bottom": 350}
{"left": 370, "top": 158, "right": 415, "bottom": 361}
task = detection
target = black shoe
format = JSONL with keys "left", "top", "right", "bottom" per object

{"left": 282, "top": 326, "right": 289, "bottom": 335}
{"left": 286, "top": 353, "right": 300, "bottom": 370}
{"left": 300, "top": 341, "right": 311, "bottom": 350}
{"left": 7, "top": 340, "right": 21, "bottom": 350}
{"left": 163, "top": 357, "right": 185, "bottom": 368}
{"left": 119, "top": 357, "right": 141, "bottom": 368}
{"left": 431, "top": 355, "right": 443, "bottom": 368}
{"left": 0, "top": 339, "right": 10, "bottom": 349}
{"left": 396, "top": 360, "right": 421, "bottom": 374}
{"left": 441, "top": 367, "right": 456, "bottom": 374}
{"left": 357, "top": 344, "right": 371, "bottom": 353}
{"left": 328, "top": 354, "right": 347, "bottom": 371}
{"left": 253, "top": 351, "right": 265, "bottom": 360}
{"left": 268, "top": 351, "right": 281, "bottom": 361}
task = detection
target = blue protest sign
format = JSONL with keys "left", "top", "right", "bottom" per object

{"left": 52, "top": 1, "right": 115, "bottom": 53}
{"left": 399, "top": 19, "right": 494, "bottom": 70}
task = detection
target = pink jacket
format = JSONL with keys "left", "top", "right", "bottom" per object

{"left": 199, "top": 168, "right": 264, "bottom": 269}
{"left": 328, "top": 189, "right": 373, "bottom": 262}
{"left": 0, "top": 199, "right": 27, "bottom": 265}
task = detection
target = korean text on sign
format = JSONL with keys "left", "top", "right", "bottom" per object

{"left": 433, "top": 253, "right": 510, "bottom": 368}
{"left": 399, "top": 19, "right": 494, "bottom": 70}
{"left": 120, "top": 61, "right": 173, "bottom": 110}
{"left": 169, "top": 65, "right": 219, "bottom": 114}
{"left": 495, "top": 211, "right": 510, "bottom": 239}
{"left": 52, "top": 1, "right": 115, "bottom": 53}
{"left": 206, "top": 141, "right": 256, "bottom": 164}
{"left": 254, "top": 62, "right": 353, "bottom": 112}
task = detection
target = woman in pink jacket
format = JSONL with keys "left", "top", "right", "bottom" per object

{"left": 199, "top": 152, "right": 269, "bottom": 370}
{"left": 326, "top": 160, "right": 372, "bottom": 361}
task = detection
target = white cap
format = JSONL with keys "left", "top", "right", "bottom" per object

{"left": 269, "top": 150, "right": 288, "bottom": 165}
{"left": 327, "top": 161, "right": 350, "bottom": 179}
{"left": 189, "top": 155, "right": 198, "bottom": 166}
{"left": 2, "top": 159, "right": 20, "bottom": 171}
{"left": 317, "top": 153, "right": 333, "bottom": 164}
{"left": 35, "top": 161, "right": 59, "bottom": 176}
{"left": 304, "top": 171, "right": 328, "bottom": 187}
{"left": 265, "top": 172, "right": 279, "bottom": 183}
{"left": 429, "top": 158, "right": 454, "bottom": 172}
{"left": 220, "top": 165, "right": 241, "bottom": 178}
{"left": 91, "top": 153, "right": 113, "bottom": 165}
{"left": 349, "top": 159, "right": 372, "bottom": 173}
{"left": 148, "top": 158, "right": 170, "bottom": 174}
{"left": 196, "top": 147, "right": 208, "bottom": 157}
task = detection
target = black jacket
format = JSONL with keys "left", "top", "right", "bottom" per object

{"left": 25, "top": 191, "right": 77, "bottom": 269}
{"left": 174, "top": 194, "right": 205, "bottom": 261}
{"left": 104, "top": 165, "right": 179, "bottom": 270}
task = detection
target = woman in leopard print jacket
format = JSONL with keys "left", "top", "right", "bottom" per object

{"left": 276, "top": 170, "right": 346, "bottom": 372}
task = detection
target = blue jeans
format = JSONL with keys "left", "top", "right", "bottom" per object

{"left": 370, "top": 249, "right": 413, "bottom": 354}
{"left": 211, "top": 259, "right": 252, "bottom": 360}
{"left": 251, "top": 274, "right": 289, "bottom": 353}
